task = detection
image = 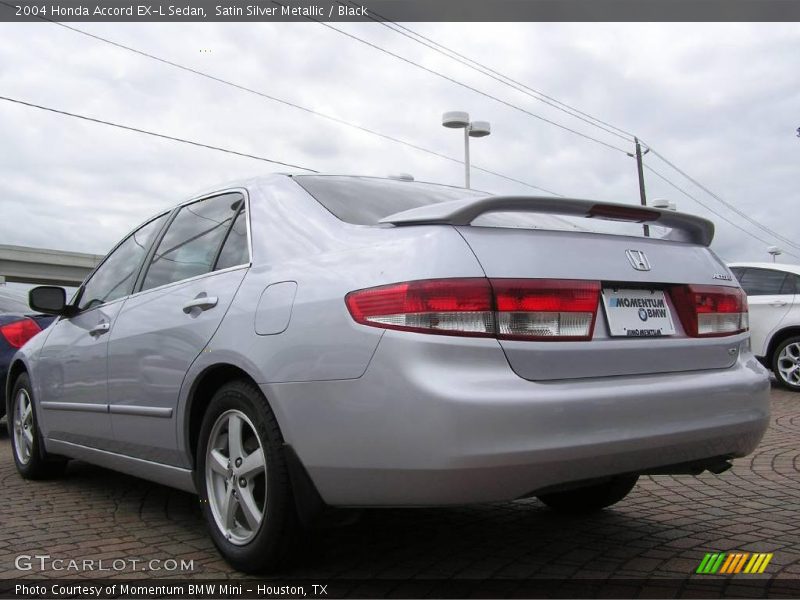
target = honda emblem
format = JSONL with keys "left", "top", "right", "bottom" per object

{"left": 625, "top": 249, "right": 651, "bottom": 271}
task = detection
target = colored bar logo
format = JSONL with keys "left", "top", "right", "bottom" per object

{"left": 696, "top": 552, "right": 773, "bottom": 574}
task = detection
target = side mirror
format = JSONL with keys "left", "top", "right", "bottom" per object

{"left": 29, "top": 286, "right": 70, "bottom": 315}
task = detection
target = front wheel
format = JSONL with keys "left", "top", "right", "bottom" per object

{"left": 537, "top": 475, "right": 639, "bottom": 514}
{"left": 9, "top": 373, "right": 67, "bottom": 479}
{"left": 196, "top": 380, "right": 299, "bottom": 573}
{"left": 773, "top": 336, "right": 800, "bottom": 391}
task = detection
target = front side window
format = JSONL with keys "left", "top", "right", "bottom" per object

{"left": 141, "top": 193, "right": 243, "bottom": 291}
{"left": 737, "top": 268, "right": 789, "bottom": 296}
{"left": 78, "top": 214, "right": 168, "bottom": 310}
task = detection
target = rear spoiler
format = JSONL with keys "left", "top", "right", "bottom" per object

{"left": 379, "top": 196, "right": 715, "bottom": 246}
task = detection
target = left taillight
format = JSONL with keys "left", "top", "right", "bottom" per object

{"left": 0, "top": 317, "right": 42, "bottom": 349}
{"left": 669, "top": 284, "right": 749, "bottom": 337}
{"left": 345, "top": 278, "right": 601, "bottom": 341}
{"left": 345, "top": 278, "right": 495, "bottom": 337}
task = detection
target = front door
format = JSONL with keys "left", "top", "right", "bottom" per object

{"left": 36, "top": 212, "right": 169, "bottom": 449}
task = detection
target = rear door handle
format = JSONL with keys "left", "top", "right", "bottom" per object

{"left": 770, "top": 300, "right": 788, "bottom": 307}
{"left": 182, "top": 295, "right": 218, "bottom": 314}
{"left": 89, "top": 321, "right": 110, "bottom": 336}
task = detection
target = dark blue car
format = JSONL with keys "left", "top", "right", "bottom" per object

{"left": 0, "top": 288, "right": 55, "bottom": 419}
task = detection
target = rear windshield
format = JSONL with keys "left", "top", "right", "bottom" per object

{"left": 294, "top": 175, "right": 485, "bottom": 225}
{"left": 293, "top": 175, "right": 588, "bottom": 233}
{"left": 0, "top": 290, "right": 30, "bottom": 314}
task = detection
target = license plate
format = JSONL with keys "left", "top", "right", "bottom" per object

{"left": 601, "top": 288, "right": 676, "bottom": 337}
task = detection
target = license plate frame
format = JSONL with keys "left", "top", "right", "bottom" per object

{"left": 601, "top": 288, "right": 676, "bottom": 337}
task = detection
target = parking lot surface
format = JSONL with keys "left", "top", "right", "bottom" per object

{"left": 0, "top": 383, "right": 798, "bottom": 590}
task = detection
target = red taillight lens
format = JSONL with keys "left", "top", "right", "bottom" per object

{"left": 492, "top": 279, "right": 600, "bottom": 340}
{"left": 0, "top": 317, "right": 42, "bottom": 349}
{"left": 345, "top": 278, "right": 495, "bottom": 337}
{"left": 345, "top": 278, "right": 600, "bottom": 341}
{"left": 669, "top": 285, "right": 748, "bottom": 337}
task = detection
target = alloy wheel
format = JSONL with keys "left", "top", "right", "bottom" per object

{"left": 205, "top": 409, "right": 267, "bottom": 545}
{"left": 777, "top": 342, "right": 800, "bottom": 387}
{"left": 13, "top": 389, "right": 34, "bottom": 465}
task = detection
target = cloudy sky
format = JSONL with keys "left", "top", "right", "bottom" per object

{"left": 0, "top": 20, "right": 798, "bottom": 263}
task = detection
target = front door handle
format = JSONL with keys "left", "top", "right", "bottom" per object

{"left": 182, "top": 294, "right": 218, "bottom": 314}
{"left": 770, "top": 300, "right": 788, "bottom": 307}
{"left": 89, "top": 321, "right": 110, "bottom": 337}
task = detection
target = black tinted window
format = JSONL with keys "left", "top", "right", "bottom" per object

{"left": 781, "top": 274, "right": 799, "bottom": 295}
{"left": 294, "top": 175, "right": 485, "bottom": 225}
{"left": 142, "top": 193, "right": 242, "bottom": 291}
{"left": 79, "top": 214, "right": 167, "bottom": 310}
{"left": 215, "top": 209, "right": 249, "bottom": 270}
{"left": 737, "top": 268, "right": 789, "bottom": 296}
{"left": 730, "top": 267, "right": 746, "bottom": 282}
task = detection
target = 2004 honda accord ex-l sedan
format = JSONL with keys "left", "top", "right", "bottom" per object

{"left": 7, "top": 174, "right": 769, "bottom": 572}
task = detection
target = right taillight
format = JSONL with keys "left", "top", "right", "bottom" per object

{"left": 492, "top": 279, "right": 600, "bottom": 341}
{"left": 669, "top": 284, "right": 749, "bottom": 337}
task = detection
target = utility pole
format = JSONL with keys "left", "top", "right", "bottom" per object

{"left": 634, "top": 137, "right": 649, "bottom": 237}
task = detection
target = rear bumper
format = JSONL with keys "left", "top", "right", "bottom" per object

{"left": 264, "top": 332, "right": 770, "bottom": 506}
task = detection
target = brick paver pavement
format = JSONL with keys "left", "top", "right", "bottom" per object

{"left": 0, "top": 383, "right": 798, "bottom": 586}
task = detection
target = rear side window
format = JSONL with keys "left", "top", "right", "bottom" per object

{"left": 294, "top": 175, "right": 485, "bottom": 225}
{"left": 78, "top": 213, "right": 168, "bottom": 310}
{"left": 736, "top": 268, "right": 789, "bottom": 296}
{"left": 141, "top": 193, "right": 243, "bottom": 291}
{"left": 215, "top": 208, "right": 249, "bottom": 270}
{"left": 781, "top": 274, "right": 799, "bottom": 295}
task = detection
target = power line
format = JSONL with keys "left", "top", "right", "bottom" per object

{"left": 642, "top": 142, "right": 800, "bottom": 250}
{"left": 0, "top": 94, "right": 319, "bottom": 172}
{"left": 32, "top": 14, "right": 562, "bottom": 196}
{"left": 332, "top": 7, "right": 800, "bottom": 252}
{"left": 643, "top": 163, "right": 800, "bottom": 260}
{"left": 309, "top": 19, "right": 631, "bottom": 155}
{"left": 349, "top": 3, "right": 635, "bottom": 143}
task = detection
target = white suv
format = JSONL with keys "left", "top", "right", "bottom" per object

{"left": 729, "top": 262, "right": 800, "bottom": 391}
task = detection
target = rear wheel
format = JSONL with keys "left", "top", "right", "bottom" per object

{"left": 537, "top": 475, "right": 639, "bottom": 514}
{"left": 773, "top": 336, "right": 800, "bottom": 392}
{"left": 196, "top": 380, "right": 299, "bottom": 573}
{"left": 9, "top": 373, "right": 67, "bottom": 479}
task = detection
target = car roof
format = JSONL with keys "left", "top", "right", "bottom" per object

{"left": 727, "top": 262, "right": 800, "bottom": 276}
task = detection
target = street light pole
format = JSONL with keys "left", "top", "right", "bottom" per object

{"left": 442, "top": 111, "right": 491, "bottom": 189}
{"left": 464, "top": 126, "right": 471, "bottom": 189}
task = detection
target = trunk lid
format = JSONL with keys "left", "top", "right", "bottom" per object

{"left": 456, "top": 226, "right": 742, "bottom": 380}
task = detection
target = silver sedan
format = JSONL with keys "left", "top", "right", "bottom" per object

{"left": 7, "top": 174, "right": 770, "bottom": 572}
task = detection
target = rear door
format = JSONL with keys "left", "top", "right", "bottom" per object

{"left": 732, "top": 267, "right": 794, "bottom": 357}
{"left": 106, "top": 191, "right": 250, "bottom": 464}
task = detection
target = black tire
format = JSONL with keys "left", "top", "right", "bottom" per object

{"left": 537, "top": 475, "right": 639, "bottom": 514}
{"left": 772, "top": 336, "right": 800, "bottom": 392}
{"left": 8, "top": 373, "right": 67, "bottom": 479}
{"left": 196, "top": 380, "right": 299, "bottom": 573}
